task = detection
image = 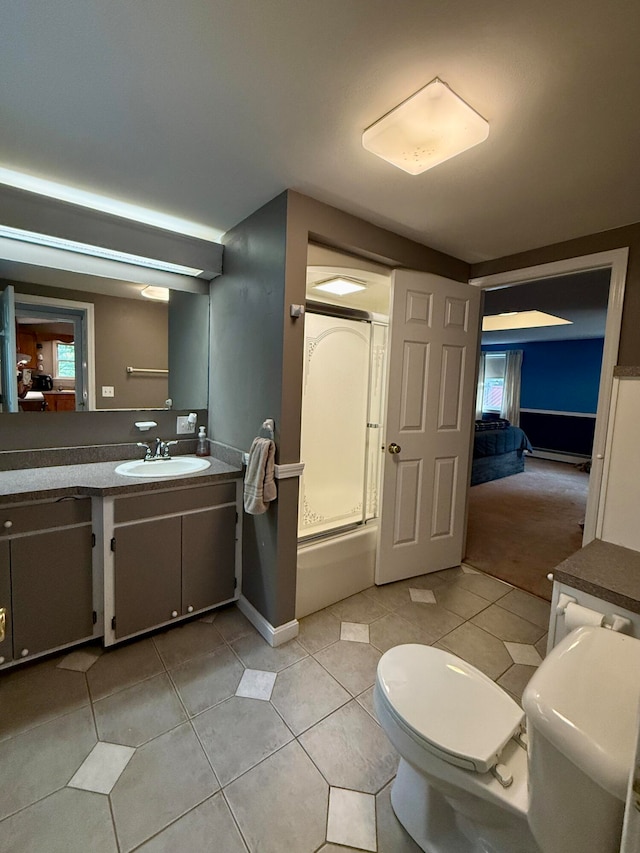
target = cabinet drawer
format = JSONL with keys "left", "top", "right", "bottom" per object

{"left": 114, "top": 482, "right": 236, "bottom": 523}
{"left": 0, "top": 497, "right": 91, "bottom": 536}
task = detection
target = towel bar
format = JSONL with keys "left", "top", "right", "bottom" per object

{"left": 126, "top": 366, "right": 169, "bottom": 375}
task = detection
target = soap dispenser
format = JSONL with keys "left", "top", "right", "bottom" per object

{"left": 196, "top": 426, "right": 210, "bottom": 457}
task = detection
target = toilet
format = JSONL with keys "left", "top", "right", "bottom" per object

{"left": 374, "top": 626, "right": 640, "bottom": 853}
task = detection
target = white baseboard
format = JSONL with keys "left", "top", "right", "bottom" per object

{"left": 531, "top": 449, "right": 590, "bottom": 465}
{"left": 237, "top": 595, "right": 299, "bottom": 647}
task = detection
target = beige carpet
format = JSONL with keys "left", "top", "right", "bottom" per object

{"left": 464, "top": 457, "right": 589, "bottom": 601}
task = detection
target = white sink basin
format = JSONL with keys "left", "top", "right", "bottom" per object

{"left": 115, "top": 456, "right": 211, "bottom": 478}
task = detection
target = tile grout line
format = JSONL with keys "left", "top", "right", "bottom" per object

{"left": 107, "top": 794, "right": 123, "bottom": 853}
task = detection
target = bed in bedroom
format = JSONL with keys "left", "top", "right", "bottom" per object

{"left": 471, "top": 418, "right": 533, "bottom": 486}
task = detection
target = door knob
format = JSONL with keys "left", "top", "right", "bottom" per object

{"left": 187, "top": 605, "right": 194, "bottom": 613}
{"left": 171, "top": 610, "right": 178, "bottom": 618}
{"left": 388, "top": 443, "right": 402, "bottom": 454}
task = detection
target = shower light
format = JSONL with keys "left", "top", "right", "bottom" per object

{"left": 362, "top": 78, "right": 489, "bottom": 175}
{"left": 312, "top": 277, "right": 367, "bottom": 296}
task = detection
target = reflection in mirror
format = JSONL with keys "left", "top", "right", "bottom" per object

{"left": 0, "top": 276, "right": 209, "bottom": 414}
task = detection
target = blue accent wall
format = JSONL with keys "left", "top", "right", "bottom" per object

{"left": 482, "top": 338, "right": 604, "bottom": 414}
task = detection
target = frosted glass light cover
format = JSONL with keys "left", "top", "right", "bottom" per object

{"left": 482, "top": 310, "right": 572, "bottom": 332}
{"left": 362, "top": 79, "right": 489, "bottom": 175}
{"left": 313, "top": 277, "right": 366, "bottom": 296}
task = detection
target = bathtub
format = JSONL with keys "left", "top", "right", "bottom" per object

{"left": 295, "top": 521, "right": 378, "bottom": 618}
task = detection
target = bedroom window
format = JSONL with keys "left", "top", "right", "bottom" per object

{"left": 482, "top": 352, "right": 507, "bottom": 412}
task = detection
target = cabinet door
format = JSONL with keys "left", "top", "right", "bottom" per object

{"left": 182, "top": 506, "right": 236, "bottom": 613}
{"left": 114, "top": 517, "right": 181, "bottom": 639}
{"left": 11, "top": 526, "right": 93, "bottom": 657}
{"left": 0, "top": 540, "right": 12, "bottom": 663}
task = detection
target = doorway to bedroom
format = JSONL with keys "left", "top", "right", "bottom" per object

{"left": 464, "top": 265, "right": 613, "bottom": 600}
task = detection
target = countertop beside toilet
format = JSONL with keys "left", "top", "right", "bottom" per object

{"left": 553, "top": 538, "right": 640, "bottom": 615}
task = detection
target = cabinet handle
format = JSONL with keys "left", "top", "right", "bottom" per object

{"left": 171, "top": 610, "right": 178, "bottom": 618}
{"left": 20, "top": 648, "right": 29, "bottom": 657}
{"left": 3, "top": 520, "right": 12, "bottom": 529}
{"left": 0, "top": 608, "right": 5, "bottom": 643}
{"left": 187, "top": 605, "right": 194, "bottom": 613}
{"left": 0, "top": 656, "right": 4, "bottom": 665}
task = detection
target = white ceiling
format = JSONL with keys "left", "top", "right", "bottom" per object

{"left": 2, "top": 1, "right": 639, "bottom": 263}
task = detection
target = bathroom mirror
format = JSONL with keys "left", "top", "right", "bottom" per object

{"left": 0, "top": 270, "right": 210, "bottom": 414}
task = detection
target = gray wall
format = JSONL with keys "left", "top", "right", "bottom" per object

{"left": 0, "top": 407, "right": 207, "bottom": 454}
{"left": 213, "top": 189, "right": 470, "bottom": 628}
{"left": 211, "top": 192, "right": 292, "bottom": 626}
{"left": 168, "top": 290, "right": 210, "bottom": 410}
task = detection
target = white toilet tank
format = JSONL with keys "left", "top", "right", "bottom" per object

{"left": 523, "top": 626, "right": 640, "bottom": 853}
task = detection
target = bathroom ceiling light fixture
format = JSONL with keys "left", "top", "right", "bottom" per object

{"left": 362, "top": 78, "right": 490, "bottom": 175}
{"left": 312, "top": 277, "right": 367, "bottom": 296}
{"left": 482, "top": 310, "right": 573, "bottom": 332}
{"left": 140, "top": 286, "right": 170, "bottom": 302}
{"left": 0, "top": 224, "right": 203, "bottom": 277}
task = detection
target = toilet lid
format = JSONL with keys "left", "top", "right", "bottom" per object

{"left": 377, "top": 644, "right": 524, "bottom": 773}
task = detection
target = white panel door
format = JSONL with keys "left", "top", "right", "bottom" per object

{"left": 376, "top": 270, "right": 481, "bottom": 584}
{"left": 0, "top": 285, "right": 17, "bottom": 413}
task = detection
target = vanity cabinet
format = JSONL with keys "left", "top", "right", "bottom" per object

{"left": 548, "top": 579, "right": 640, "bottom": 653}
{"left": 0, "top": 498, "right": 94, "bottom": 664}
{"left": 109, "top": 482, "right": 238, "bottom": 641}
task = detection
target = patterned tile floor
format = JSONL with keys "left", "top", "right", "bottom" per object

{"left": 0, "top": 564, "right": 551, "bottom": 852}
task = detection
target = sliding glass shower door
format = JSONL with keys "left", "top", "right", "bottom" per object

{"left": 298, "top": 310, "right": 387, "bottom": 539}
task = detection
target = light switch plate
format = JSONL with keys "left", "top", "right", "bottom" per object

{"left": 101, "top": 386, "right": 115, "bottom": 398}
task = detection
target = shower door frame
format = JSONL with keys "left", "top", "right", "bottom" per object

{"left": 298, "top": 300, "right": 387, "bottom": 543}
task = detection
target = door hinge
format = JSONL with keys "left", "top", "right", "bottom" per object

{"left": 92, "top": 610, "right": 97, "bottom": 625}
{"left": 111, "top": 616, "right": 116, "bottom": 631}
{"left": 91, "top": 532, "right": 96, "bottom": 548}
{"left": 236, "top": 511, "right": 239, "bottom": 524}
{"left": 234, "top": 576, "right": 238, "bottom": 589}
{"left": 110, "top": 537, "right": 116, "bottom": 552}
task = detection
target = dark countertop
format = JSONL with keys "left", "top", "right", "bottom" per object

{"left": 554, "top": 538, "right": 640, "bottom": 614}
{"left": 0, "top": 456, "right": 243, "bottom": 504}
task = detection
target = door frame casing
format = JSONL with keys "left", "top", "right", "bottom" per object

{"left": 469, "top": 247, "right": 629, "bottom": 544}
{"left": 14, "top": 291, "right": 96, "bottom": 410}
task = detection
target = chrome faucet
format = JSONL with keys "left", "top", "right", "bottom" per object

{"left": 154, "top": 438, "right": 178, "bottom": 459}
{"left": 136, "top": 439, "right": 178, "bottom": 461}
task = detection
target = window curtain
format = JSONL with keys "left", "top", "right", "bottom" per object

{"left": 475, "top": 353, "right": 486, "bottom": 420}
{"left": 501, "top": 350, "right": 523, "bottom": 426}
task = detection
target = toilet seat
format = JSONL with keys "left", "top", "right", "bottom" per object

{"left": 376, "top": 644, "right": 524, "bottom": 773}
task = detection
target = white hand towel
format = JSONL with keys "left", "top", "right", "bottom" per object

{"left": 244, "top": 437, "right": 277, "bottom": 515}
